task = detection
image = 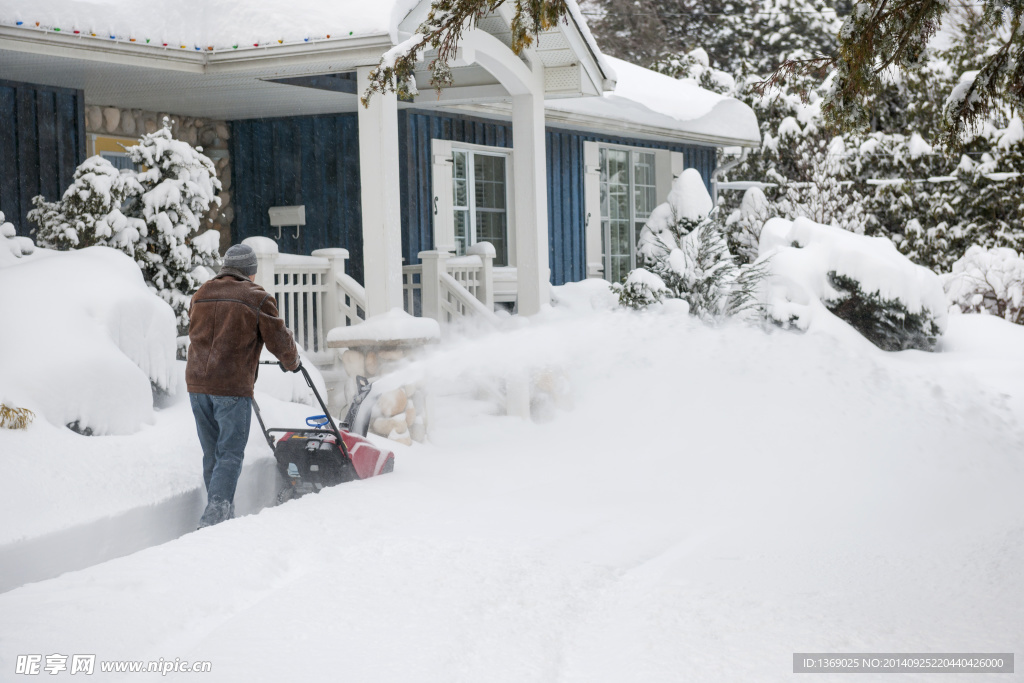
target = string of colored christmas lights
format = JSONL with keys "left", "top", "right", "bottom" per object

{"left": 3, "top": 19, "right": 357, "bottom": 53}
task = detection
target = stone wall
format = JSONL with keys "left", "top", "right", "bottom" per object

{"left": 83, "top": 104, "right": 234, "bottom": 255}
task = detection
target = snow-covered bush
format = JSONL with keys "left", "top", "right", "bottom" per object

{"left": 0, "top": 247, "right": 178, "bottom": 435}
{"left": 725, "top": 186, "right": 774, "bottom": 264}
{"left": 944, "top": 245, "right": 1024, "bottom": 324}
{"left": 29, "top": 119, "right": 222, "bottom": 330}
{"left": 1, "top": 210, "right": 35, "bottom": 266}
{"left": 760, "top": 217, "right": 947, "bottom": 351}
{"left": 29, "top": 157, "right": 144, "bottom": 252}
{"left": 616, "top": 170, "right": 766, "bottom": 321}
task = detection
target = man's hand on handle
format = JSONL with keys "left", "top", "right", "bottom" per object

{"left": 279, "top": 360, "right": 303, "bottom": 374}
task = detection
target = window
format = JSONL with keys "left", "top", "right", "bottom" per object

{"left": 90, "top": 134, "right": 142, "bottom": 172}
{"left": 598, "top": 148, "right": 658, "bottom": 284}
{"left": 451, "top": 148, "right": 510, "bottom": 266}
{"left": 432, "top": 140, "right": 513, "bottom": 267}
{"left": 585, "top": 143, "right": 682, "bottom": 283}
{"left": 100, "top": 152, "right": 137, "bottom": 172}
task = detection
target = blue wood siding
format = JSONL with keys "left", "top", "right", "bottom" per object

{"left": 399, "top": 109, "right": 718, "bottom": 285}
{"left": 229, "top": 114, "right": 364, "bottom": 282}
{"left": 229, "top": 108, "right": 718, "bottom": 288}
{"left": 0, "top": 79, "right": 85, "bottom": 236}
{"left": 399, "top": 110, "right": 512, "bottom": 270}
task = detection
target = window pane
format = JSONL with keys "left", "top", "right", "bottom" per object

{"left": 454, "top": 209, "right": 469, "bottom": 256}
{"left": 600, "top": 148, "right": 632, "bottom": 282}
{"left": 474, "top": 154, "right": 506, "bottom": 210}
{"left": 475, "top": 209, "right": 508, "bottom": 266}
{"left": 633, "top": 152, "right": 657, "bottom": 221}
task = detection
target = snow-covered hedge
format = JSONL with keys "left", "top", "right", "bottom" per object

{"left": 760, "top": 217, "right": 947, "bottom": 351}
{"left": 944, "top": 245, "right": 1024, "bottom": 325}
{"left": 0, "top": 247, "right": 177, "bottom": 435}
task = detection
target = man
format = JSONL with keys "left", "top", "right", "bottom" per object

{"left": 186, "top": 243, "right": 300, "bottom": 528}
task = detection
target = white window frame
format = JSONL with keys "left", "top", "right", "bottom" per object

{"left": 431, "top": 139, "right": 516, "bottom": 265}
{"left": 584, "top": 142, "right": 684, "bottom": 279}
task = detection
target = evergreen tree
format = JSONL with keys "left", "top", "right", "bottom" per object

{"left": 616, "top": 170, "right": 767, "bottom": 320}
{"left": 124, "top": 122, "right": 222, "bottom": 327}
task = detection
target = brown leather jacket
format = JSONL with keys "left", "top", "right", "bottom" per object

{"left": 186, "top": 268, "right": 299, "bottom": 397}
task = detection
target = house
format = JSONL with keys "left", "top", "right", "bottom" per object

{"left": 0, "top": 0, "right": 759, "bottom": 334}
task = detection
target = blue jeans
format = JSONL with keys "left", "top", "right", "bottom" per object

{"left": 190, "top": 393, "right": 252, "bottom": 518}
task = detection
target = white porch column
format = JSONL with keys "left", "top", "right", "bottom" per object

{"left": 356, "top": 66, "right": 404, "bottom": 318}
{"left": 511, "top": 91, "right": 549, "bottom": 316}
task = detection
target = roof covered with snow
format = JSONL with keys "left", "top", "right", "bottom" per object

{"left": 546, "top": 56, "right": 760, "bottom": 147}
{"left": 0, "top": 0, "right": 422, "bottom": 47}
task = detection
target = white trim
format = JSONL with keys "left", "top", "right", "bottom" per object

{"left": 456, "top": 102, "right": 756, "bottom": 148}
{"left": 430, "top": 139, "right": 454, "bottom": 252}
{"left": 583, "top": 141, "right": 603, "bottom": 278}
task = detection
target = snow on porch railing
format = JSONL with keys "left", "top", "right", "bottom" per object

{"left": 402, "top": 243, "right": 498, "bottom": 324}
{"left": 244, "top": 238, "right": 364, "bottom": 362}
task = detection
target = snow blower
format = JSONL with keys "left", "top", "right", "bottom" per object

{"left": 252, "top": 361, "right": 394, "bottom": 504}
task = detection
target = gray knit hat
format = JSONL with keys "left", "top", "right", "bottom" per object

{"left": 222, "top": 244, "right": 258, "bottom": 276}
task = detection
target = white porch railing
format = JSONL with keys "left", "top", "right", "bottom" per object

{"left": 403, "top": 243, "right": 499, "bottom": 324}
{"left": 245, "top": 238, "right": 365, "bottom": 362}
{"left": 244, "top": 237, "right": 498, "bottom": 351}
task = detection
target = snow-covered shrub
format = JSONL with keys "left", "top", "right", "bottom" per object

{"left": 614, "top": 268, "right": 668, "bottom": 309}
{"left": 616, "top": 170, "right": 766, "bottom": 321}
{"left": 826, "top": 273, "right": 943, "bottom": 351}
{"left": 0, "top": 246, "right": 178, "bottom": 435}
{"left": 725, "top": 186, "right": 774, "bottom": 264}
{"left": 760, "top": 217, "right": 947, "bottom": 351}
{"left": 944, "top": 245, "right": 1024, "bottom": 324}
{"left": 29, "top": 157, "right": 144, "bottom": 252}
{"left": 29, "top": 119, "right": 222, "bottom": 330}
{"left": 1, "top": 210, "right": 35, "bottom": 265}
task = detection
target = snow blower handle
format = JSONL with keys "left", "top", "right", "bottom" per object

{"left": 256, "top": 360, "right": 341, "bottom": 440}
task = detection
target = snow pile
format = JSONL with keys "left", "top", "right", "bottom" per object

{"left": 0, "top": 210, "right": 35, "bottom": 266}
{"left": 3, "top": 302, "right": 1022, "bottom": 679}
{"left": 759, "top": 216, "right": 948, "bottom": 345}
{"left": 547, "top": 56, "right": 760, "bottom": 145}
{"left": 550, "top": 278, "right": 619, "bottom": 313}
{"left": 944, "top": 245, "right": 1024, "bottom": 324}
{"left": 327, "top": 308, "right": 441, "bottom": 346}
{"left": 0, "top": 247, "right": 177, "bottom": 435}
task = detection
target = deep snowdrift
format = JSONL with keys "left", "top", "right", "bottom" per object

{"left": 0, "top": 246, "right": 177, "bottom": 435}
{"left": 1, "top": 303, "right": 1021, "bottom": 681}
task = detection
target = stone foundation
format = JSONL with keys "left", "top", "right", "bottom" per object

{"left": 338, "top": 347, "right": 427, "bottom": 445}
{"left": 83, "top": 104, "right": 233, "bottom": 255}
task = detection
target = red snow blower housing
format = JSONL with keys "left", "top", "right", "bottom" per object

{"left": 252, "top": 361, "right": 394, "bottom": 503}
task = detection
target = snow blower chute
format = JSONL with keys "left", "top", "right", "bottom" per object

{"left": 252, "top": 361, "right": 394, "bottom": 503}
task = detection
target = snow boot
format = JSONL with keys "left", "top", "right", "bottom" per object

{"left": 197, "top": 498, "right": 234, "bottom": 529}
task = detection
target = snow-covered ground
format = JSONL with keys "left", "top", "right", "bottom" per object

{"left": 2, "top": 287, "right": 1022, "bottom": 681}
